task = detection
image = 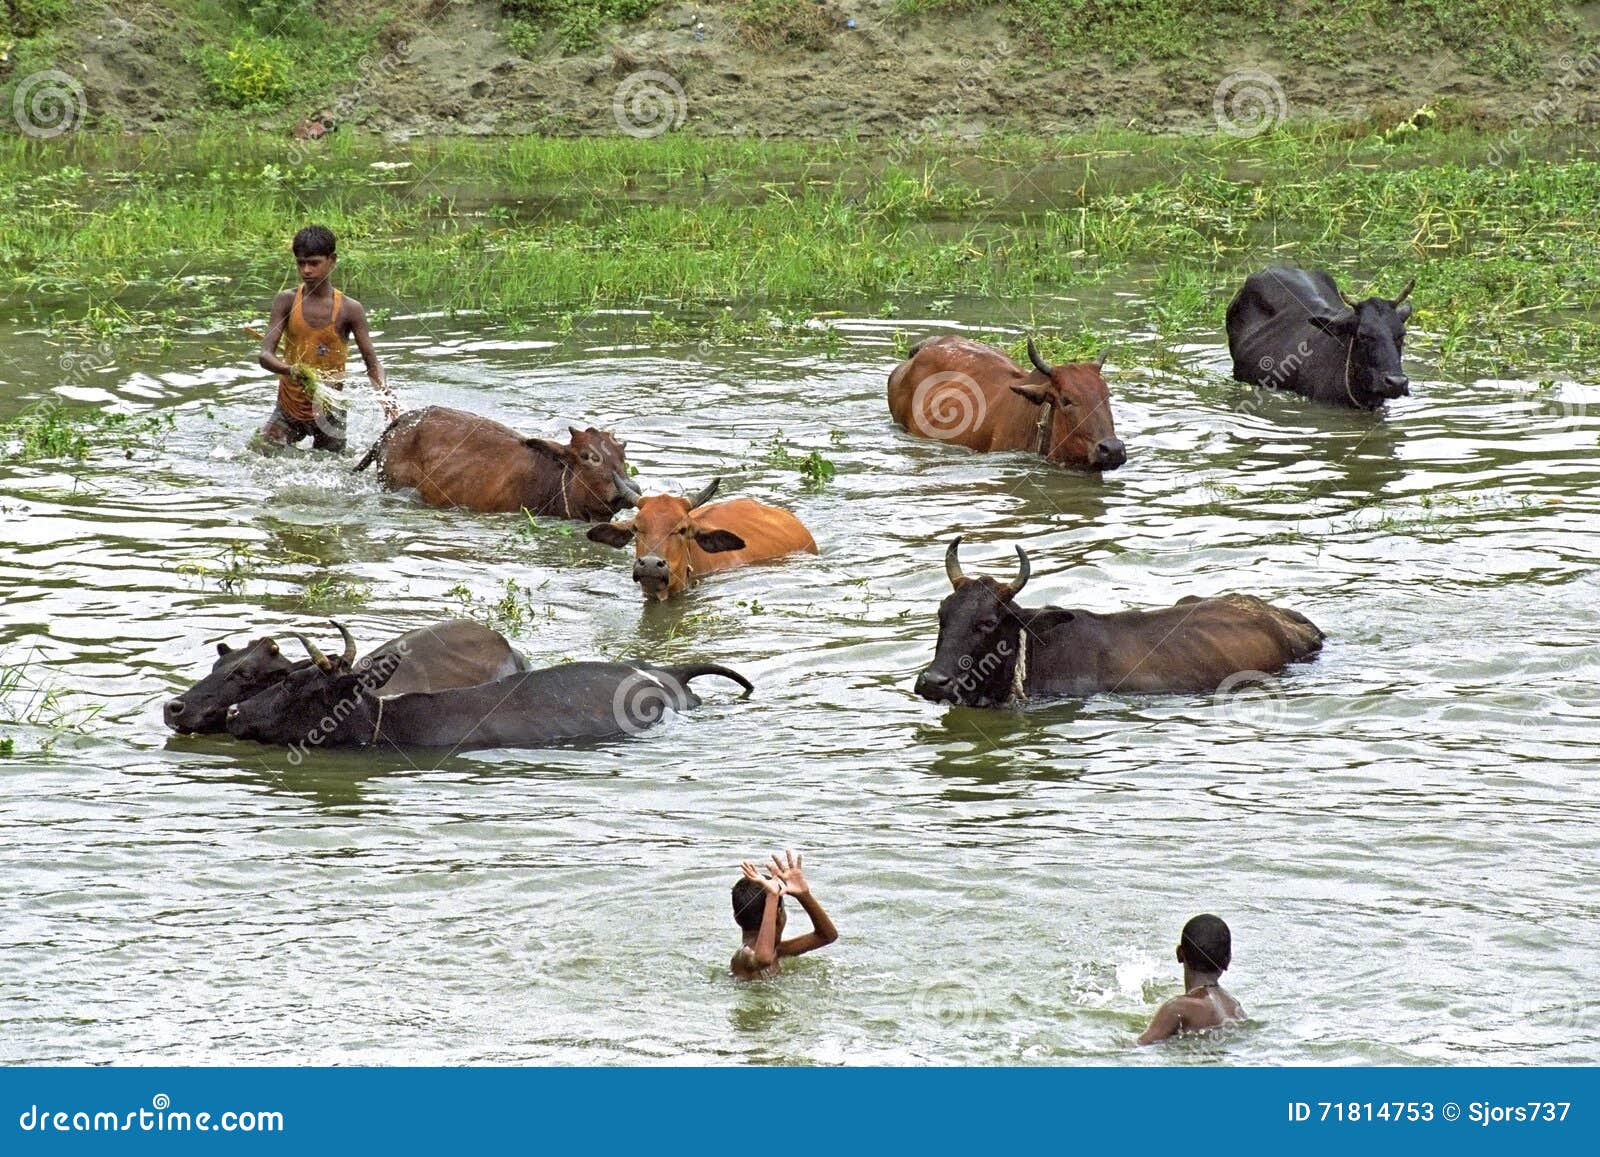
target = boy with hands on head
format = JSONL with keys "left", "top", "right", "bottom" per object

{"left": 730, "top": 851, "right": 838, "bottom": 980}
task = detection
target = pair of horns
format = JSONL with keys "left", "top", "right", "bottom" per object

{"left": 612, "top": 475, "right": 719, "bottom": 511}
{"left": 945, "top": 536, "right": 1029, "bottom": 597}
{"left": 1027, "top": 338, "right": 1109, "bottom": 376}
{"left": 292, "top": 621, "right": 356, "bottom": 672}
{"left": 1338, "top": 276, "right": 1416, "bottom": 310}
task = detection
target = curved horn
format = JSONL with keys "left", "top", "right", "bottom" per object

{"left": 1010, "top": 545, "right": 1030, "bottom": 598}
{"left": 1337, "top": 287, "right": 1360, "bottom": 310}
{"left": 1026, "top": 337, "right": 1052, "bottom": 376}
{"left": 1096, "top": 349, "right": 1109, "bottom": 368}
{"left": 612, "top": 471, "right": 639, "bottom": 507}
{"left": 1391, "top": 276, "right": 1416, "bottom": 306}
{"left": 291, "top": 632, "right": 332, "bottom": 672}
{"left": 687, "top": 478, "right": 720, "bottom": 511}
{"left": 945, "top": 536, "right": 967, "bottom": 588}
{"left": 330, "top": 620, "right": 356, "bottom": 665}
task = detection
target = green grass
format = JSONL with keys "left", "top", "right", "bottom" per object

{"left": 499, "top": 0, "right": 659, "bottom": 53}
{"left": 1, "top": 123, "right": 1598, "bottom": 376}
{"left": 0, "top": 404, "right": 175, "bottom": 462}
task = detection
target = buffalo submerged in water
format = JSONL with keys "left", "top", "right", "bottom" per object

{"left": 915, "top": 539, "right": 1323, "bottom": 706}
{"left": 224, "top": 638, "right": 754, "bottom": 749}
{"left": 164, "top": 619, "right": 527, "bottom": 734}
{"left": 1225, "top": 265, "right": 1415, "bottom": 410}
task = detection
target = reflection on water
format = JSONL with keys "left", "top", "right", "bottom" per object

{"left": 2, "top": 306, "right": 1598, "bottom": 1065}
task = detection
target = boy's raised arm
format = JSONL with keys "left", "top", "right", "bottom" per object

{"left": 770, "top": 851, "right": 839, "bottom": 958}
{"left": 257, "top": 291, "right": 294, "bottom": 376}
{"left": 731, "top": 862, "right": 783, "bottom": 976}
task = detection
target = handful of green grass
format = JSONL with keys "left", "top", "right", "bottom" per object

{"left": 289, "top": 364, "right": 346, "bottom": 414}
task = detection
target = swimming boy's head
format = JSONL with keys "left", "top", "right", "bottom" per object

{"left": 1177, "top": 913, "right": 1231, "bottom": 976}
{"left": 292, "top": 225, "right": 337, "bottom": 286}
{"left": 732, "top": 877, "right": 785, "bottom": 935}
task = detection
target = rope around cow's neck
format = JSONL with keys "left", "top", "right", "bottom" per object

{"left": 1009, "top": 629, "right": 1029, "bottom": 703}
{"left": 371, "top": 696, "right": 384, "bottom": 746}
{"left": 559, "top": 463, "right": 572, "bottom": 520}
{"left": 1033, "top": 402, "right": 1053, "bottom": 456}
{"left": 1343, "top": 334, "right": 1359, "bottom": 407}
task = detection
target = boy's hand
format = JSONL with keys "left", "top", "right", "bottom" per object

{"left": 741, "top": 861, "right": 783, "bottom": 897}
{"left": 769, "top": 850, "right": 810, "bottom": 897}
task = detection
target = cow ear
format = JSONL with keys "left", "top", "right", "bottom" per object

{"left": 524, "top": 438, "right": 573, "bottom": 462}
{"left": 216, "top": 642, "right": 232, "bottom": 657}
{"left": 587, "top": 522, "right": 635, "bottom": 548}
{"left": 694, "top": 529, "right": 746, "bottom": 553}
{"left": 1394, "top": 301, "right": 1413, "bottom": 323}
{"left": 1010, "top": 383, "right": 1050, "bottom": 405}
{"left": 1307, "top": 311, "right": 1356, "bottom": 337}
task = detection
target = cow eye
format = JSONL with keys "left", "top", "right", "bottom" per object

{"left": 978, "top": 617, "right": 999, "bottom": 632}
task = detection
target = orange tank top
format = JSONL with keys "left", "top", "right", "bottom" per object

{"left": 276, "top": 286, "right": 347, "bottom": 422}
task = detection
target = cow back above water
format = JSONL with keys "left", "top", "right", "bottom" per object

{"left": 1225, "top": 266, "right": 1414, "bottom": 409}
{"left": 887, "top": 336, "right": 1125, "bottom": 471}
{"left": 914, "top": 538, "right": 1323, "bottom": 706}
{"left": 353, "top": 406, "right": 638, "bottom": 520}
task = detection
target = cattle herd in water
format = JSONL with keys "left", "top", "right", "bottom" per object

{"left": 165, "top": 265, "right": 1412, "bottom": 751}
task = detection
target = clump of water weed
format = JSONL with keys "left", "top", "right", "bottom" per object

{"left": 0, "top": 405, "right": 176, "bottom": 464}
{"left": 760, "top": 434, "right": 837, "bottom": 487}
{"left": 0, "top": 652, "right": 104, "bottom": 750}
{"left": 446, "top": 578, "right": 555, "bottom": 635}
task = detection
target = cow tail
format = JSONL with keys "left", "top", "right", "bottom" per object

{"left": 661, "top": 664, "right": 755, "bottom": 698}
{"left": 351, "top": 412, "right": 408, "bottom": 474}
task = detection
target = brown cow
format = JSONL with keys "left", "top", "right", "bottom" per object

{"left": 887, "top": 336, "right": 1126, "bottom": 470}
{"left": 586, "top": 478, "right": 817, "bottom": 601}
{"left": 915, "top": 539, "right": 1322, "bottom": 705}
{"left": 353, "top": 406, "right": 638, "bottom": 521}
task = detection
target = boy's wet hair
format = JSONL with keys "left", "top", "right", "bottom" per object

{"left": 1180, "top": 914, "right": 1232, "bottom": 974}
{"left": 732, "top": 877, "right": 782, "bottom": 932}
{"left": 292, "top": 225, "right": 337, "bottom": 259}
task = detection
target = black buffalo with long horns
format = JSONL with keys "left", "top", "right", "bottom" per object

{"left": 914, "top": 539, "right": 1324, "bottom": 706}
{"left": 1226, "top": 266, "right": 1415, "bottom": 409}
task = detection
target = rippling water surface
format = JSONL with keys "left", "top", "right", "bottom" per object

{"left": 2, "top": 306, "right": 1598, "bottom": 1065}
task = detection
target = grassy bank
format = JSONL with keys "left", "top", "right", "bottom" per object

{"left": 1, "top": 124, "right": 1598, "bottom": 376}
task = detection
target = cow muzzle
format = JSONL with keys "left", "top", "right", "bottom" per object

{"left": 914, "top": 668, "right": 960, "bottom": 704}
{"left": 632, "top": 555, "right": 673, "bottom": 600}
{"left": 1092, "top": 437, "right": 1127, "bottom": 470}
{"left": 1382, "top": 373, "right": 1410, "bottom": 398}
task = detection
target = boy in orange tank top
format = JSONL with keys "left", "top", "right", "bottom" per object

{"left": 256, "top": 225, "right": 398, "bottom": 451}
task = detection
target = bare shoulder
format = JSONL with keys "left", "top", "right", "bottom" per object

{"left": 270, "top": 288, "right": 296, "bottom": 311}
{"left": 730, "top": 947, "right": 777, "bottom": 980}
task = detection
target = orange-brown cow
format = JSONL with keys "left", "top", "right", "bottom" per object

{"left": 586, "top": 479, "right": 817, "bottom": 601}
{"left": 887, "top": 336, "right": 1126, "bottom": 471}
{"left": 353, "top": 406, "right": 638, "bottom": 521}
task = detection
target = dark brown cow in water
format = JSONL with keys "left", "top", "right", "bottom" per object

{"left": 887, "top": 336, "right": 1126, "bottom": 471}
{"left": 915, "top": 539, "right": 1323, "bottom": 706}
{"left": 353, "top": 406, "right": 639, "bottom": 520}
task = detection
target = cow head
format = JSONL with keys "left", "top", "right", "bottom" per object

{"left": 224, "top": 623, "right": 384, "bottom": 747}
{"left": 1307, "top": 277, "right": 1415, "bottom": 405}
{"left": 586, "top": 478, "right": 745, "bottom": 601}
{"left": 524, "top": 426, "right": 640, "bottom": 519}
{"left": 165, "top": 636, "right": 299, "bottom": 733}
{"left": 915, "top": 538, "right": 1031, "bottom": 707}
{"left": 1012, "top": 340, "right": 1125, "bottom": 470}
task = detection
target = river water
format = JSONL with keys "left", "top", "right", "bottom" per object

{"left": 2, "top": 302, "right": 1597, "bottom": 1065}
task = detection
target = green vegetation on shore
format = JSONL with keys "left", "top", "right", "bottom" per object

{"left": 1, "top": 123, "right": 1597, "bottom": 378}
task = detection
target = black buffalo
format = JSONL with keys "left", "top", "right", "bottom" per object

{"left": 165, "top": 620, "right": 526, "bottom": 734}
{"left": 1226, "top": 266, "right": 1414, "bottom": 409}
{"left": 915, "top": 539, "right": 1324, "bottom": 706}
{"left": 224, "top": 645, "right": 754, "bottom": 749}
